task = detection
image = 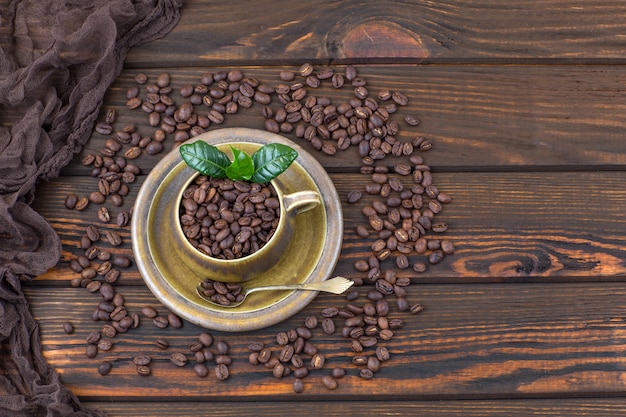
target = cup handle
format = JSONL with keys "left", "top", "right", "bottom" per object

{"left": 283, "top": 190, "right": 321, "bottom": 215}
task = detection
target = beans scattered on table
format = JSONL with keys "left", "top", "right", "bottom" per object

{"left": 63, "top": 64, "right": 450, "bottom": 389}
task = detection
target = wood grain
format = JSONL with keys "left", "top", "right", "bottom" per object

{"left": 55, "top": 64, "right": 626, "bottom": 178}
{"left": 125, "top": 0, "right": 626, "bottom": 66}
{"left": 82, "top": 399, "right": 626, "bottom": 417}
{"left": 21, "top": 1, "right": 626, "bottom": 415}
{"left": 32, "top": 170, "right": 626, "bottom": 284}
{"left": 26, "top": 283, "right": 626, "bottom": 399}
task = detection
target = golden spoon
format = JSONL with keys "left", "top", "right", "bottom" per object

{"left": 196, "top": 276, "right": 354, "bottom": 308}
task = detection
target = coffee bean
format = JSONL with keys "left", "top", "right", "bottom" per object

{"left": 310, "top": 353, "right": 325, "bottom": 369}
{"left": 321, "top": 375, "right": 338, "bottom": 390}
{"left": 74, "top": 197, "right": 89, "bottom": 211}
{"left": 105, "top": 231, "right": 122, "bottom": 246}
{"left": 64, "top": 193, "right": 78, "bottom": 210}
{"left": 215, "top": 364, "right": 229, "bottom": 380}
{"left": 347, "top": 190, "right": 362, "bottom": 204}
{"left": 97, "top": 339, "right": 113, "bottom": 352}
{"left": 441, "top": 240, "right": 455, "bottom": 254}
{"left": 141, "top": 306, "right": 158, "bottom": 319}
{"left": 85, "top": 344, "right": 98, "bottom": 358}
{"left": 104, "top": 269, "right": 120, "bottom": 284}
{"left": 293, "top": 378, "right": 304, "bottom": 393}
{"left": 132, "top": 355, "right": 151, "bottom": 366}
{"left": 322, "top": 318, "right": 336, "bottom": 334}
{"left": 153, "top": 316, "right": 168, "bottom": 329}
{"left": 95, "top": 122, "right": 113, "bottom": 135}
{"left": 410, "top": 303, "right": 424, "bottom": 314}
{"left": 136, "top": 365, "right": 151, "bottom": 376}
{"left": 98, "top": 361, "right": 112, "bottom": 376}
{"left": 112, "top": 256, "right": 131, "bottom": 268}
{"left": 156, "top": 339, "right": 169, "bottom": 350}
{"left": 97, "top": 207, "right": 110, "bottom": 223}
{"left": 170, "top": 352, "right": 188, "bottom": 367}
{"left": 62, "top": 322, "right": 74, "bottom": 334}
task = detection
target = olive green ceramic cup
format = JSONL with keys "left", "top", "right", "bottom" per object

{"left": 174, "top": 168, "right": 322, "bottom": 282}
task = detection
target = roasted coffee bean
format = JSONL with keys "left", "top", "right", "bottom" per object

{"left": 310, "top": 353, "right": 325, "bottom": 369}
{"left": 98, "top": 361, "right": 112, "bottom": 376}
{"left": 142, "top": 307, "right": 158, "bottom": 319}
{"left": 97, "top": 339, "right": 113, "bottom": 351}
{"left": 89, "top": 191, "right": 105, "bottom": 204}
{"left": 97, "top": 207, "right": 110, "bottom": 223}
{"left": 321, "top": 375, "right": 338, "bottom": 390}
{"left": 136, "top": 365, "right": 151, "bottom": 376}
{"left": 441, "top": 240, "right": 455, "bottom": 254}
{"left": 95, "top": 122, "right": 113, "bottom": 135}
{"left": 198, "top": 332, "right": 213, "bottom": 347}
{"left": 74, "top": 197, "right": 89, "bottom": 211}
{"left": 112, "top": 256, "right": 131, "bottom": 268}
{"left": 247, "top": 341, "right": 264, "bottom": 352}
{"left": 298, "top": 62, "right": 314, "bottom": 77}
{"left": 428, "top": 250, "right": 444, "bottom": 264}
{"left": 356, "top": 225, "right": 369, "bottom": 238}
{"left": 347, "top": 190, "right": 362, "bottom": 204}
{"left": 156, "top": 339, "right": 169, "bottom": 350}
{"left": 194, "top": 363, "right": 209, "bottom": 378}
{"left": 105, "top": 231, "right": 122, "bottom": 246}
{"left": 99, "top": 282, "right": 114, "bottom": 300}
{"left": 64, "top": 193, "right": 78, "bottom": 210}
{"left": 110, "top": 194, "right": 123, "bottom": 207}
{"left": 215, "top": 363, "right": 229, "bottom": 380}
{"left": 85, "top": 344, "right": 98, "bottom": 358}
{"left": 279, "top": 345, "right": 295, "bottom": 363}
{"left": 104, "top": 269, "right": 120, "bottom": 284}
{"left": 84, "top": 247, "right": 99, "bottom": 260}
{"left": 153, "top": 316, "right": 169, "bottom": 329}
{"left": 124, "top": 146, "right": 141, "bottom": 159}
{"left": 101, "top": 324, "right": 116, "bottom": 338}
{"left": 322, "top": 318, "right": 336, "bottom": 334}
{"left": 86, "top": 225, "right": 100, "bottom": 242}
{"left": 396, "top": 297, "right": 409, "bottom": 311}
{"left": 293, "top": 378, "right": 304, "bottom": 393}
{"left": 170, "top": 352, "right": 188, "bottom": 367}
{"left": 86, "top": 330, "right": 101, "bottom": 345}
{"left": 116, "top": 211, "right": 130, "bottom": 227}
{"left": 166, "top": 312, "right": 182, "bottom": 328}
{"left": 216, "top": 340, "right": 229, "bottom": 355}
{"left": 410, "top": 303, "right": 425, "bottom": 314}
{"left": 104, "top": 108, "right": 116, "bottom": 124}
{"left": 62, "top": 322, "right": 74, "bottom": 334}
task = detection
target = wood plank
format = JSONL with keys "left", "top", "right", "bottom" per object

{"left": 82, "top": 399, "right": 626, "bottom": 417}
{"left": 125, "top": 0, "right": 626, "bottom": 66}
{"left": 26, "top": 282, "right": 626, "bottom": 399}
{"left": 32, "top": 170, "right": 626, "bottom": 284}
{"left": 56, "top": 65, "right": 626, "bottom": 176}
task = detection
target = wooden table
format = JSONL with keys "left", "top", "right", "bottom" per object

{"left": 28, "top": 1, "right": 626, "bottom": 415}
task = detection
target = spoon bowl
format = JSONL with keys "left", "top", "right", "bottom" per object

{"left": 197, "top": 276, "right": 354, "bottom": 308}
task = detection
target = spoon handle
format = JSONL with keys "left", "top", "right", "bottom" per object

{"left": 247, "top": 276, "right": 353, "bottom": 296}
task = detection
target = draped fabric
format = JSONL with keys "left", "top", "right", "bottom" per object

{"left": 0, "top": 1, "right": 182, "bottom": 415}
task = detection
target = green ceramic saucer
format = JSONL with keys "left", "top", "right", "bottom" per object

{"left": 131, "top": 128, "right": 343, "bottom": 332}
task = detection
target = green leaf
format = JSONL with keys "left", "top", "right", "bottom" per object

{"left": 250, "top": 143, "right": 298, "bottom": 183}
{"left": 225, "top": 145, "right": 255, "bottom": 181}
{"left": 179, "top": 141, "right": 231, "bottom": 178}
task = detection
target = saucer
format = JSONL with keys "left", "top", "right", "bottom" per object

{"left": 131, "top": 128, "right": 343, "bottom": 332}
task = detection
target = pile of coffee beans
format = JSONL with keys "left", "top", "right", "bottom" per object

{"left": 198, "top": 278, "right": 244, "bottom": 306}
{"left": 61, "top": 63, "right": 451, "bottom": 390}
{"left": 180, "top": 176, "right": 280, "bottom": 259}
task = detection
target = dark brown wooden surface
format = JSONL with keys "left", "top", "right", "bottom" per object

{"left": 27, "top": 0, "right": 626, "bottom": 416}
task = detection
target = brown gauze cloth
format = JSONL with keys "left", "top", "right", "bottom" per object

{"left": 0, "top": 0, "right": 182, "bottom": 416}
